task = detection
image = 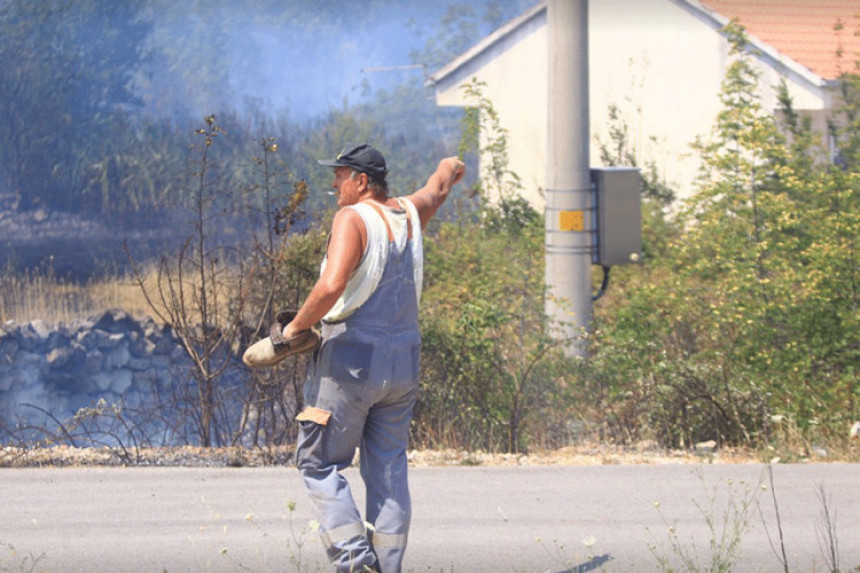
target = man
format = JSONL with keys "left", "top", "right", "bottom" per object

{"left": 283, "top": 143, "right": 465, "bottom": 572}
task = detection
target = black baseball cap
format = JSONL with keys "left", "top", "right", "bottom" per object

{"left": 318, "top": 143, "right": 389, "bottom": 179}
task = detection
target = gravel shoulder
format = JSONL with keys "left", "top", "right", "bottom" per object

{"left": 0, "top": 443, "right": 765, "bottom": 468}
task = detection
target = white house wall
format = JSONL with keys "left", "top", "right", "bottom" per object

{"left": 435, "top": 6, "right": 549, "bottom": 206}
{"left": 430, "top": 0, "right": 830, "bottom": 207}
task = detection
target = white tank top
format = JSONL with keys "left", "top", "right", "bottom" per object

{"left": 321, "top": 198, "right": 423, "bottom": 322}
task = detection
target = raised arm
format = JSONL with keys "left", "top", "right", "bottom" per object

{"left": 404, "top": 157, "right": 465, "bottom": 229}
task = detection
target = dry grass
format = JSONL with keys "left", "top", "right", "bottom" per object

{"left": 0, "top": 266, "right": 162, "bottom": 325}
{"left": 2, "top": 257, "right": 259, "bottom": 330}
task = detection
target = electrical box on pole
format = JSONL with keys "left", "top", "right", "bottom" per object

{"left": 591, "top": 167, "right": 642, "bottom": 266}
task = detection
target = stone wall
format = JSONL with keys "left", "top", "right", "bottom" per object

{"left": 0, "top": 309, "right": 245, "bottom": 445}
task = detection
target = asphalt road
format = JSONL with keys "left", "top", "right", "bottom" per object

{"left": 2, "top": 462, "right": 858, "bottom": 572}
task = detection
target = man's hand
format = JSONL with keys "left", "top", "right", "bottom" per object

{"left": 282, "top": 322, "right": 299, "bottom": 340}
{"left": 408, "top": 156, "right": 466, "bottom": 228}
{"left": 441, "top": 157, "right": 466, "bottom": 192}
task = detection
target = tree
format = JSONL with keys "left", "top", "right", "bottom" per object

{"left": 128, "top": 116, "right": 250, "bottom": 447}
{"left": 588, "top": 21, "right": 860, "bottom": 451}
{"left": 408, "top": 2, "right": 513, "bottom": 73}
{"left": 0, "top": 0, "right": 151, "bottom": 213}
{"left": 239, "top": 136, "right": 324, "bottom": 447}
{"left": 416, "top": 81, "right": 569, "bottom": 453}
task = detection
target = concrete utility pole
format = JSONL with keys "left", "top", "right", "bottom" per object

{"left": 545, "top": 0, "right": 590, "bottom": 357}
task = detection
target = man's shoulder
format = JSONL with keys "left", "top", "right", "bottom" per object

{"left": 330, "top": 205, "right": 367, "bottom": 235}
{"left": 334, "top": 204, "right": 365, "bottom": 220}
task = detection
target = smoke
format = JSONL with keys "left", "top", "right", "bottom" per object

{"left": 139, "top": 2, "right": 435, "bottom": 122}
{"left": 138, "top": 0, "right": 531, "bottom": 123}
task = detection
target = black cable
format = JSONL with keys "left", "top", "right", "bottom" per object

{"left": 592, "top": 264, "right": 611, "bottom": 301}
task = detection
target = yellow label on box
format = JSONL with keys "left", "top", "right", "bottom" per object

{"left": 559, "top": 210, "right": 584, "bottom": 231}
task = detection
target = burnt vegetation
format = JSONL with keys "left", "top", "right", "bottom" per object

{"left": 0, "top": 5, "right": 858, "bottom": 459}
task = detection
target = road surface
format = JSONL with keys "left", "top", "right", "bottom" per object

{"left": 2, "top": 462, "right": 858, "bottom": 572}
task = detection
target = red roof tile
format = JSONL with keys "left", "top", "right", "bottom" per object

{"left": 700, "top": 0, "right": 860, "bottom": 79}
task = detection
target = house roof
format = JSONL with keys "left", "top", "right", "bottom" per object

{"left": 426, "top": 1, "right": 546, "bottom": 87}
{"left": 427, "top": 0, "right": 860, "bottom": 89}
{"left": 698, "top": 0, "right": 860, "bottom": 80}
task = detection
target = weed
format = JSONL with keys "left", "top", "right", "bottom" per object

{"left": 284, "top": 500, "right": 320, "bottom": 572}
{"left": 648, "top": 468, "right": 763, "bottom": 572}
{"left": 814, "top": 482, "right": 840, "bottom": 573}
{"left": 536, "top": 535, "right": 612, "bottom": 572}
{"left": 759, "top": 466, "right": 860, "bottom": 573}
{"left": 199, "top": 497, "right": 323, "bottom": 572}
{"left": 0, "top": 541, "right": 46, "bottom": 573}
{"left": 757, "top": 463, "right": 790, "bottom": 573}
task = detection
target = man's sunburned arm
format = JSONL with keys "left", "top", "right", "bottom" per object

{"left": 405, "top": 157, "right": 465, "bottom": 228}
{"left": 282, "top": 208, "right": 364, "bottom": 338}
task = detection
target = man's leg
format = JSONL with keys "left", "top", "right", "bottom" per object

{"left": 296, "top": 381, "right": 377, "bottom": 572}
{"left": 360, "top": 385, "right": 416, "bottom": 573}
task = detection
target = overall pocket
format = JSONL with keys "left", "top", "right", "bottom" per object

{"left": 295, "top": 406, "right": 332, "bottom": 471}
{"left": 324, "top": 339, "right": 373, "bottom": 383}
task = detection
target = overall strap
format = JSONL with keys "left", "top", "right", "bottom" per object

{"left": 362, "top": 199, "right": 413, "bottom": 241}
{"left": 394, "top": 198, "right": 414, "bottom": 240}
{"left": 363, "top": 200, "right": 393, "bottom": 242}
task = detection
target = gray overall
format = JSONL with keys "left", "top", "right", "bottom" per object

{"left": 295, "top": 209, "right": 420, "bottom": 573}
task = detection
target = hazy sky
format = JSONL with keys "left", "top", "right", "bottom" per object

{"left": 143, "top": 0, "right": 534, "bottom": 122}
